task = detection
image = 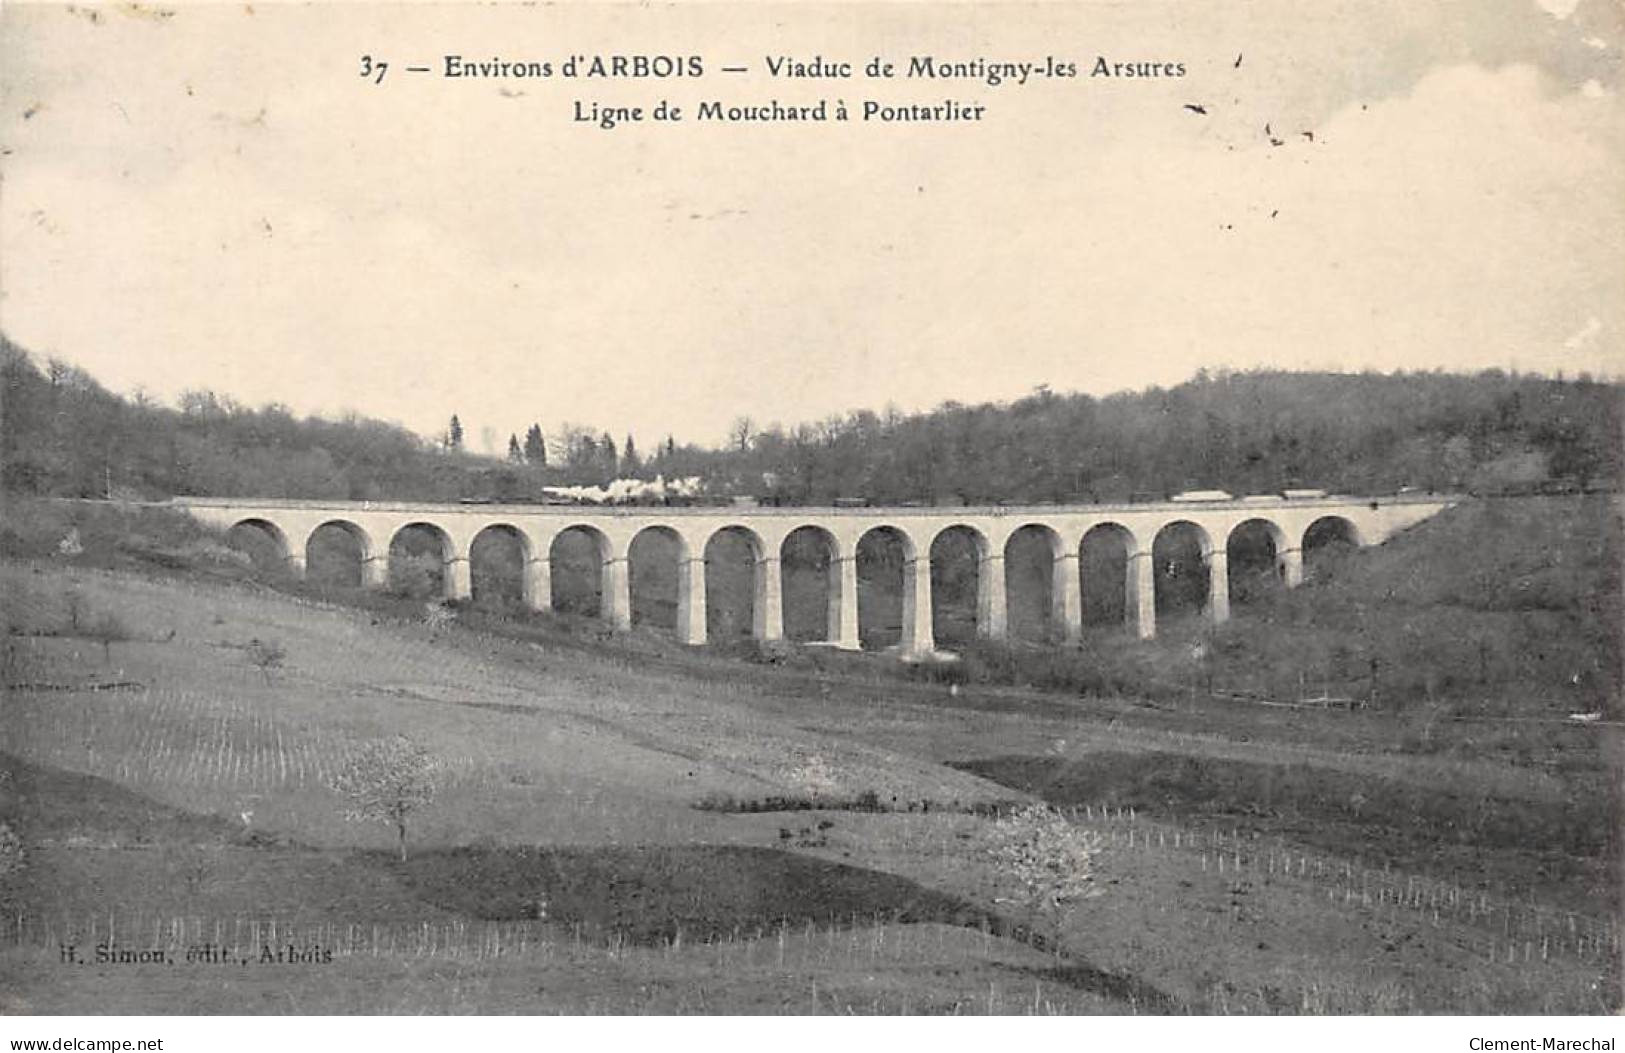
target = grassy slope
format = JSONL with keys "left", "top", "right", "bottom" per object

{"left": 1199, "top": 495, "right": 1623, "bottom": 720}
{"left": 1, "top": 558, "right": 1619, "bottom": 1013}
{"left": 0, "top": 569, "right": 1108, "bottom": 1013}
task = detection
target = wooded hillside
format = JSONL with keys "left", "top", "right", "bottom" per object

{"left": 3, "top": 333, "right": 1617, "bottom": 503}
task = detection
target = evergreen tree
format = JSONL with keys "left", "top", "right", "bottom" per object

{"left": 447, "top": 414, "right": 464, "bottom": 453}
{"left": 622, "top": 434, "right": 641, "bottom": 478}
{"left": 506, "top": 434, "right": 523, "bottom": 463}
{"left": 523, "top": 423, "right": 547, "bottom": 466}
{"left": 561, "top": 428, "right": 598, "bottom": 485}
{"left": 601, "top": 433, "right": 618, "bottom": 481}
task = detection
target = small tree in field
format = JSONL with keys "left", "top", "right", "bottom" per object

{"left": 245, "top": 638, "right": 286, "bottom": 685}
{"left": 985, "top": 802, "right": 1104, "bottom": 953}
{"left": 329, "top": 736, "right": 439, "bottom": 861}
{"left": 86, "top": 612, "right": 131, "bottom": 664}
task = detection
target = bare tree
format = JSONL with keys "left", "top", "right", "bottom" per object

{"left": 328, "top": 736, "right": 439, "bottom": 861}
{"left": 86, "top": 612, "right": 131, "bottom": 664}
{"left": 245, "top": 638, "right": 286, "bottom": 685}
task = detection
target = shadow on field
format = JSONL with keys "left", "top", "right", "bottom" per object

{"left": 382, "top": 844, "right": 984, "bottom": 944}
{"left": 1015, "top": 961, "right": 1180, "bottom": 1014}
{"left": 380, "top": 843, "right": 1177, "bottom": 1008}
{"left": 1, "top": 749, "right": 244, "bottom": 845}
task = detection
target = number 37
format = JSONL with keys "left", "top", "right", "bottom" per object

{"left": 359, "top": 55, "right": 388, "bottom": 84}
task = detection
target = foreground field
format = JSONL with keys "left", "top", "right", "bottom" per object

{"left": 0, "top": 560, "right": 1619, "bottom": 1013}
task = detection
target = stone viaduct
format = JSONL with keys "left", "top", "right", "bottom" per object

{"left": 172, "top": 494, "right": 1454, "bottom": 656}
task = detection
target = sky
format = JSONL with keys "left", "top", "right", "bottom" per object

{"left": 2, "top": 1, "right": 1621, "bottom": 453}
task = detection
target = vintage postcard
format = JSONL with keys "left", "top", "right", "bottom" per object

{"left": 0, "top": 0, "right": 1620, "bottom": 1034}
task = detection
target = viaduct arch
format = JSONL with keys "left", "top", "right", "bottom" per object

{"left": 176, "top": 494, "right": 1454, "bottom": 657}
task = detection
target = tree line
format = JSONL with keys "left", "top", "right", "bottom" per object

{"left": 2, "top": 332, "right": 1618, "bottom": 504}
{"left": 0, "top": 334, "right": 710, "bottom": 501}
{"left": 707, "top": 368, "right": 1620, "bottom": 504}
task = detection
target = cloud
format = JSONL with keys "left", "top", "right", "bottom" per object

{"left": 1564, "top": 316, "right": 1604, "bottom": 350}
{"left": 1534, "top": 0, "right": 1582, "bottom": 20}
